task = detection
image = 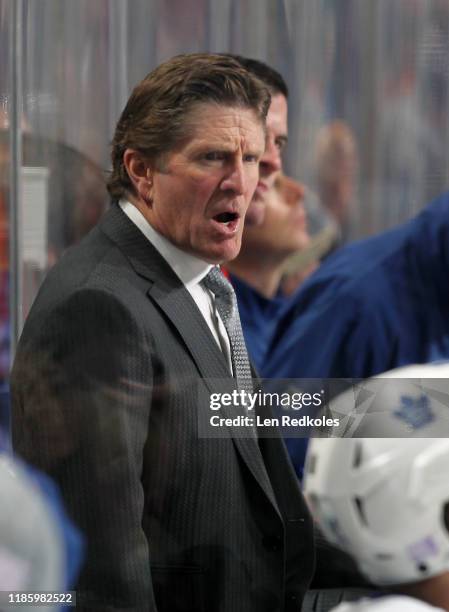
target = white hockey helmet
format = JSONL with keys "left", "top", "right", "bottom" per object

{"left": 304, "top": 363, "right": 449, "bottom": 586}
{"left": 325, "top": 362, "right": 449, "bottom": 438}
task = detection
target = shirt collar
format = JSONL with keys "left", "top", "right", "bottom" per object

{"left": 119, "top": 199, "right": 212, "bottom": 288}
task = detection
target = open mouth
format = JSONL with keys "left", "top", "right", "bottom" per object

{"left": 213, "top": 211, "right": 239, "bottom": 225}
{"left": 211, "top": 210, "right": 240, "bottom": 234}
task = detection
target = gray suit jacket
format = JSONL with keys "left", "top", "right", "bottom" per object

{"left": 12, "top": 203, "right": 314, "bottom": 612}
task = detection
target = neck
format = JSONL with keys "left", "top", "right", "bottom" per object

{"left": 227, "top": 258, "right": 283, "bottom": 299}
{"left": 398, "top": 572, "right": 449, "bottom": 610}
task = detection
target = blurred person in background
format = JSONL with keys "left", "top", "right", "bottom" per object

{"left": 304, "top": 362, "right": 449, "bottom": 611}
{"left": 289, "top": 185, "right": 339, "bottom": 287}
{"left": 266, "top": 190, "right": 449, "bottom": 383}
{"left": 313, "top": 120, "right": 358, "bottom": 245}
{"left": 11, "top": 54, "right": 315, "bottom": 611}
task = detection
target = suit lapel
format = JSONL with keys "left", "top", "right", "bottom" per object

{"left": 100, "top": 204, "right": 280, "bottom": 513}
{"left": 100, "top": 204, "right": 230, "bottom": 381}
{"left": 148, "top": 281, "right": 231, "bottom": 382}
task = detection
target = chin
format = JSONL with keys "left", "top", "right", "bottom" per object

{"left": 204, "top": 241, "right": 241, "bottom": 264}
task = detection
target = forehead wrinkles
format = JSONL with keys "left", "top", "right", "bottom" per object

{"left": 180, "top": 106, "right": 265, "bottom": 150}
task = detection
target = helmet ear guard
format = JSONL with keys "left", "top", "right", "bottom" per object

{"left": 304, "top": 362, "right": 449, "bottom": 586}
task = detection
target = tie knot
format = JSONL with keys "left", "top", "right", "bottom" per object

{"left": 201, "top": 266, "right": 234, "bottom": 299}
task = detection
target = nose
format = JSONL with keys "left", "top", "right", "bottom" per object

{"left": 260, "top": 138, "right": 282, "bottom": 177}
{"left": 220, "top": 159, "right": 246, "bottom": 195}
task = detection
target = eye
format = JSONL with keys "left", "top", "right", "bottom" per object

{"left": 275, "top": 138, "right": 287, "bottom": 151}
{"left": 203, "top": 151, "right": 225, "bottom": 161}
{"left": 243, "top": 153, "right": 259, "bottom": 163}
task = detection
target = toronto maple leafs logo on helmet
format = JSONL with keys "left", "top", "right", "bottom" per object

{"left": 394, "top": 394, "right": 435, "bottom": 430}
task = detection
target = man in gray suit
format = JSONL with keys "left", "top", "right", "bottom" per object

{"left": 11, "top": 54, "right": 314, "bottom": 611}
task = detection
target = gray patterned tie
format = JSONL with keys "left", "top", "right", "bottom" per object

{"left": 201, "top": 266, "right": 253, "bottom": 392}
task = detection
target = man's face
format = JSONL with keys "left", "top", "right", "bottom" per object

{"left": 146, "top": 104, "right": 265, "bottom": 263}
{"left": 241, "top": 175, "right": 309, "bottom": 261}
{"left": 245, "top": 93, "right": 288, "bottom": 226}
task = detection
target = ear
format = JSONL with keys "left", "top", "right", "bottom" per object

{"left": 123, "top": 148, "right": 154, "bottom": 205}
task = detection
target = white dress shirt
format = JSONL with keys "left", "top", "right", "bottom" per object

{"left": 120, "top": 199, "right": 233, "bottom": 373}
